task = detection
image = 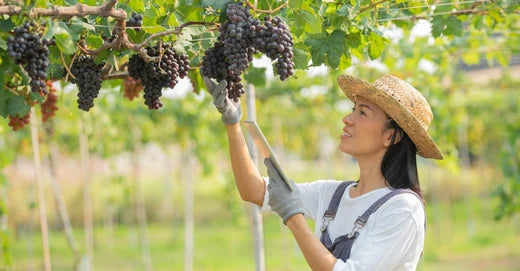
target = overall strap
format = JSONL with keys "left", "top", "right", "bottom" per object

{"left": 320, "top": 181, "right": 357, "bottom": 233}
{"left": 347, "top": 189, "right": 422, "bottom": 238}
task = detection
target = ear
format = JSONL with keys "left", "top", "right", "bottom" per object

{"left": 383, "top": 128, "right": 402, "bottom": 147}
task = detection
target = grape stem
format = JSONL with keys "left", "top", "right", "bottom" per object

{"left": 60, "top": 51, "right": 76, "bottom": 80}
{"left": 245, "top": 0, "right": 288, "bottom": 14}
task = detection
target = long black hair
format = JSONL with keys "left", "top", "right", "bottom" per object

{"left": 381, "top": 119, "right": 423, "bottom": 201}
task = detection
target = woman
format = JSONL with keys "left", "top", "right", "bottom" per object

{"left": 203, "top": 74, "right": 443, "bottom": 270}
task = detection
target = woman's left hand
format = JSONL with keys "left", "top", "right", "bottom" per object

{"left": 264, "top": 158, "right": 305, "bottom": 224}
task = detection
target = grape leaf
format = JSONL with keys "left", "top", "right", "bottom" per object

{"left": 244, "top": 67, "right": 266, "bottom": 88}
{"left": 327, "top": 30, "right": 346, "bottom": 69}
{"left": 367, "top": 31, "right": 386, "bottom": 60}
{"left": 305, "top": 36, "right": 327, "bottom": 66}
{"left": 293, "top": 47, "right": 309, "bottom": 70}
{"left": 188, "top": 69, "right": 204, "bottom": 94}
{"left": 297, "top": 10, "right": 321, "bottom": 34}
{"left": 0, "top": 38, "right": 6, "bottom": 51}
{"left": 5, "top": 94, "right": 30, "bottom": 118}
{"left": 128, "top": 0, "right": 145, "bottom": 12}
{"left": 444, "top": 16, "right": 463, "bottom": 37}
{"left": 431, "top": 16, "right": 445, "bottom": 38}
{"left": 201, "top": 0, "right": 234, "bottom": 10}
{"left": 0, "top": 18, "right": 15, "bottom": 32}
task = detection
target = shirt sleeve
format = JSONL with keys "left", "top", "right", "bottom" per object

{"left": 332, "top": 196, "right": 425, "bottom": 271}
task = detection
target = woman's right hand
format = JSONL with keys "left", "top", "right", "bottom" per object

{"left": 203, "top": 77, "right": 242, "bottom": 125}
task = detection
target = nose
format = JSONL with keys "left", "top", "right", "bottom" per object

{"left": 343, "top": 113, "right": 354, "bottom": 126}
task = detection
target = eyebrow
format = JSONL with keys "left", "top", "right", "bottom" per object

{"left": 356, "top": 103, "right": 374, "bottom": 112}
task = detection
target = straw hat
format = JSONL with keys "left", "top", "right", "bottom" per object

{"left": 337, "top": 74, "right": 443, "bottom": 160}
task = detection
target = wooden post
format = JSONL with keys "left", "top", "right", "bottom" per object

{"left": 130, "top": 121, "right": 153, "bottom": 271}
{"left": 245, "top": 83, "right": 266, "bottom": 271}
{"left": 44, "top": 122, "right": 81, "bottom": 265}
{"left": 183, "top": 143, "right": 195, "bottom": 271}
{"left": 30, "top": 108, "right": 52, "bottom": 271}
{"left": 457, "top": 116, "right": 475, "bottom": 237}
{"left": 79, "top": 116, "right": 94, "bottom": 270}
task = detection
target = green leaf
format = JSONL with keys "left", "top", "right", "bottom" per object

{"left": 293, "top": 47, "right": 309, "bottom": 70}
{"left": 188, "top": 69, "right": 203, "bottom": 94}
{"left": 30, "top": 91, "right": 44, "bottom": 103}
{"left": 444, "top": 16, "right": 463, "bottom": 37}
{"left": 327, "top": 30, "right": 346, "bottom": 69}
{"left": 48, "top": 63, "right": 64, "bottom": 80}
{"left": 86, "top": 35, "right": 103, "bottom": 49}
{"left": 304, "top": 36, "right": 327, "bottom": 66}
{"left": 297, "top": 10, "right": 322, "bottom": 34}
{"left": 244, "top": 67, "right": 266, "bottom": 87}
{"left": 0, "top": 38, "right": 6, "bottom": 51}
{"left": 128, "top": 0, "right": 145, "bottom": 12}
{"left": 201, "top": 0, "right": 234, "bottom": 10}
{"left": 289, "top": 0, "right": 303, "bottom": 10}
{"left": 338, "top": 53, "right": 351, "bottom": 70}
{"left": 345, "top": 31, "right": 361, "bottom": 49}
{"left": 6, "top": 95, "right": 30, "bottom": 118}
{"left": 367, "top": 31, "right": 386, "bottom": 60}
{"left": 0, "top": 18, "right": 15, "bottom": 32}
{"left": 51, "top": 22, "right": 77, "bottom": 55}
{"left": 431, "top": 16, "right": 445, "bottom": 38}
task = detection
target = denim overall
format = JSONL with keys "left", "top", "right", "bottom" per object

{"left": 319, "top": 181, "right": 422, "bottom": 261}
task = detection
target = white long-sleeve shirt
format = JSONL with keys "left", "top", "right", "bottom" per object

{"left": 261, "top": 179, "right": 425, "bottom": 271}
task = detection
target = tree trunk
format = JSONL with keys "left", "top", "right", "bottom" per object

{"left": 30, "top": 108, "right": 52, "bottom": 271}
{"left": 245, "top": 83, "right": 266, "bottom": 271}
{"left": 79, "top": 117, "right": 94, "bottom": 270}
{"left": 130, "top": 121, "right": 153, "bottom": 271}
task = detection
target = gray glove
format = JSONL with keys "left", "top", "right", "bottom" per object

{"left": 203, "top": 77, "right": 242, "bottom": 125}
{"left": 264, "top": 158, "right": 305, "bottom": 224}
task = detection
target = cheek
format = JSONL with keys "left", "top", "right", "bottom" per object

{"left": 359, "top": 124, "right": 386, "bottom": 146}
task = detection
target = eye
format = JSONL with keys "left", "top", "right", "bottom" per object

{"left": 360, "top": 110, "right": 366, "bottom": 116}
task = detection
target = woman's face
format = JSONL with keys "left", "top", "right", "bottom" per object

{"left": 339, "top": 96, "right": 395, "bottom": 159}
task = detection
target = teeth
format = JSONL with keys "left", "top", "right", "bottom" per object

{"left": 343, "top": 133, "right": 351, "bottom": 137}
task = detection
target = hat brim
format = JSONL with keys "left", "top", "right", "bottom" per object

{"left": 338, "top": 75, "right": 444, "bottom": 160}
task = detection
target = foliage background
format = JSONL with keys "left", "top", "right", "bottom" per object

{"left": 0, "top": 0, "right": 519, "bottom": 270}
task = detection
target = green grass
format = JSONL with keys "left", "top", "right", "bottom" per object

{"left": 8, "top": 197, "right": 520, "bottom": 271}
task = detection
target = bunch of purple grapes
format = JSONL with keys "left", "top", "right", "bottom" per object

{"left": 201, "top": 3, "right": 295, "bottom": 102}
{"left": 128, "top": 43, "right": 190, "bottom": 110}
{"left": 7, "top": 21, "right": 55, "bottom": 94}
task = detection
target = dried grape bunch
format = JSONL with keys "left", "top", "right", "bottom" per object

{"left": 123, "top": 77, "right": 143, "bottom": 101}
{"left": 41, "top": 80, "right": 58, "bottom": 122}
{"left": 8, "top": 112, "right": 31, "bottom": 131}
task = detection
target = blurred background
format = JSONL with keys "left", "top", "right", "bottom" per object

{"left": 1, "top": 11, "right": 520, "bottom": 271}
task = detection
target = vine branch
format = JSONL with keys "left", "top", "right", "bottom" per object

{"left": 360, "top": 0, "right": 392, "bottom": 13}
{"left": 0, "top": 0, "right": 126, "bottom": 20}
{"left": 245, "top": 0, "right": 288, "bottom": 14}
{"left": 0, "top": 1, "right": 218, "bottom": 63}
